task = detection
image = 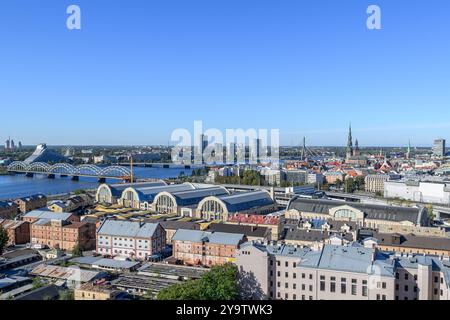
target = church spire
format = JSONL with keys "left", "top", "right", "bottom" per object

{"left": 346, "top": 123, "right": 353, "bottom": 160}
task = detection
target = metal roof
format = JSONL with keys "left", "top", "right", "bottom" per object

{"left": 23, "top": 210, "right": 73, "bottom": 221}
{"left": 218, "top": 191, "right": 274, "bottom": 212}
{"left": 92, "top": 258, "right": 139, "bottom": 269}
{"left": 172, "top": 229, "right": 245, "bottom": 246}
{"left": 288, "top": 198, "right": 425, "bottom": 224}
{"left": 97, "top": 219, "right": 160, "bottom": 238}
{"left": 171, "top": 187, "right": 229, "bottom": 206}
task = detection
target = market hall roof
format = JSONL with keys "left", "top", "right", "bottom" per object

{"left": 287, "top": 197, "right": 427, "bottom": 225}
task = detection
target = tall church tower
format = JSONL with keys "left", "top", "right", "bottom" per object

{"left": 346, "top": 124, "right": 353, "bottom": 160}
{"left": 406, "top": 140, "right": 411, "bottom": 159}
{"left": 353, "top": 139, "right": 360, "bottom": 156}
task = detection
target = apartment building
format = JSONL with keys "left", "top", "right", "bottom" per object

{"left": 14, "top": 194, "right": 47, "bottom": 214}
{"left": 96, "top": 219, "right": 166, "bottom": 260}
{"left": 0, "top": 219, "right": 30, "bottom": 245}
{"left": 236, "top": 242, "right": 450, "bottom": 300}
{"left": 372, "top": 232, "right": 450, "bottom": 257}
{"left": 365, "top": 174, "right": 389, "bottom": 193}
{"left": 172, "top": 229, "right": 246, "bottom": 266}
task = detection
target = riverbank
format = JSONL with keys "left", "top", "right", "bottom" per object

{"left": 0, "top": 167, "right": 193, "bottom": 200}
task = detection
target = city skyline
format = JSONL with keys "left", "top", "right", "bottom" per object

{"left": 1, "top": 0, "right": 449, "bottom": 146}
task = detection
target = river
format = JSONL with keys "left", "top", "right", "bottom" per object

{"left": 0, "top": 167, "right": 193, "bottom": 200}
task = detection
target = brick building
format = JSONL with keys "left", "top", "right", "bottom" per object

{"left": 23, "top": 210, "right": 94, "bottom": 251}
{"left": 0, "top": 201, "right": 18, "bottom": 219}
{"left": 172, "top": 229, "right": 246, "bottom": 266}
{"left": 14, "top": 194, "right": 47, "bottom": 214}
{"left": 0, "top": 219, "right": 30, "bottom": 245}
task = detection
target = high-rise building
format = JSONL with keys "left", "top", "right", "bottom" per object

{"left": 433, "top": 138, "right": 446, "bottom": 157}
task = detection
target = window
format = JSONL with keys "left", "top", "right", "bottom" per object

{"left": 382, "top": 282, "right": 386, "bottom": 289}
{"left": 404, "top": 285, "right": 409, "bottom": 292}
{"left": 302, "top": 273, "right": 305, "bottom": 279}
{"left": 302, "top": 295, "right": 305, "bottom": 300}
{"left": 330, "top": 280, "right": 336, "bottom": 293}
{"left": 362, "top": 280, "right": 368, "bottom": 297}
{"left": 434, "top": 276, "right": 439, "bottom": 283}
{"left": 405, "top": 274, "right": 409, "bottom": 280}
{"left": 277, "top": 261, "right": 280, "bottom": 267}
{"left": 302, "top": 284, "right": 306, "bottom": 290}
{"left": 434, "top": 289, "right": 438, "bottom": 295}
{"left": 382, "top": 295, "right": 386, "bottom": 300}
{"left": 285, "top": 261, "right": 289, "bottom": 267}
{"left": 335, "top": 209, "right": 357, "bottom": 220}
{"left": 293, "top": 262, "right": 297, "bottom": 268}
{"left": 293, "top": 294, "right": 297, "bottom": 300}
{"left": 285, "top": 283, "right": 289, "bottom": 289}
{"left": 351, "top": 279, "right": 357, "bottom": 296}
{"left": 293, "top": 273, "right": 297, "bottom": 279}
{"left": 341, "top": 283, "right": 346, "bottom": 294}
{"left": 285, "top": 293, "right": 289, "bottom": 300}
{"left": 309, "top": 285, "right": 313, "bottom": 292}
{"left": 277, "top": 271, "right": 281, "bottom": 277}
{"left": 293, "top": 284, "right": 297, "bottom": 290}
{"left": 277, "top": 282, "right": 281, "bottom": 288}
{"left": 414, "top": 274, "right": 418, "bottom": 281}
{"left": 376, "top": 294, "right": 381, "bottom": 300}
{"left": 320, "top": 280, "right": 325, "bottom": 292}
{"left": 395, "top": 273, "right": 399, "bottom": 279}
{"left": 285, "top": 272, "right": 289, "bottom": 278}
{"left": 396, "top": 284, "right": 399, "bottom": 291}
{"left": 413, "top": 286, "right": 417, "bottom": 293}
{"left": 309, "top": 274, "right": 313, "bottom": 280}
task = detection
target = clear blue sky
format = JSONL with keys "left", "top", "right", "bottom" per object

{"left": 0, "top": 0, "right": 449, "bottom": 147}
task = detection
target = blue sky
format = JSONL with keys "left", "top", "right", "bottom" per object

{"left": 0, "top": 0, "right": 449, "bottom": 147}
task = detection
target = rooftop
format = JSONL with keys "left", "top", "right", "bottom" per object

{"left": 97, "top": 219, "right": 160, "bottom": 238}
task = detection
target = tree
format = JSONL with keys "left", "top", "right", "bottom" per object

{"left": 71, "top": 244, "right": 83, "bottom": 257}
{"left": 344, "top": 178, "right": 356, "bottom": 193}
{"left": 59, "top": 290, "right": 74, "bottom": 300}
{"left": 157, "top": 264, "right": 238, "bottom": 300}
{"left": 32, "top": 277, "right": 44, "bottom": 290}
{"left": 0, "top": 226, "right": 9, "bottom": 255}
{"left": 197, "top": 263, "right": 238, "bottom": 300}
{"left": 354, "top": 176, "right": 365, "bottom": 191}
